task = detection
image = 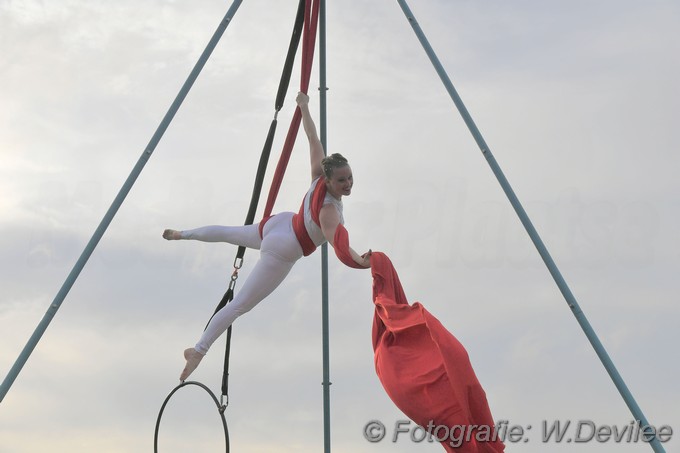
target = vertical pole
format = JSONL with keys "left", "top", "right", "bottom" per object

{"left": 0, "top": 0, "right": 244, "bottom": 404}
{"left": 319, "top": 0, "right": 332, "bottom": 452}
{"left": 395, "top": 1, "right": 665, "bottom": 452}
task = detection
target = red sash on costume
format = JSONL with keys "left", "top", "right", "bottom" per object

{"left": 292, "top": 176, "right": 328, "bottom": 256}
{"left": 370, "top": 252, "right": 505, "bottom": 453}
{"left": 259, "top": 177, "right": 327, "bottom": 256}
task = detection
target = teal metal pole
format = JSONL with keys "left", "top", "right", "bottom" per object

{"left": 0, "top": 0, "right": 244, "bottom": 404}
{"left": 395, "top": 1, "right": 665, "bottom": 452}
{"left": 319, "top": 1, "right": 332, "bottom": 452}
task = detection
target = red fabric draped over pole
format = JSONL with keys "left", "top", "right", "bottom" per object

{"left": 263, "top": 0, "right": 320, "bottom": 219}
{"left": 370, "top": 252, "right": 505, "bottom": 453}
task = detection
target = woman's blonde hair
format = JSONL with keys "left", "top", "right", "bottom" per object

{"left": 321, "top": 153, "right": 349, "bottom": 179}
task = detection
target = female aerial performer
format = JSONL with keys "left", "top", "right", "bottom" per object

{"left": 163, "top": 92, "right": 371, "bottom": 381}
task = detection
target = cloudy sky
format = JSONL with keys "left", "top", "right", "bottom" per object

{"left": 1, "top": 1, "right": 678, "bottom": 452}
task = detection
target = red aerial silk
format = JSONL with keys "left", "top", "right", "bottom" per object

{"left": 262, "top": 0, "right": 320, "bottom": 220}
{"left": 254, "top": 0, "right": 367, "bottom": 271}
{"left": 370, "top": 252, "right": 505, "bottom": 452}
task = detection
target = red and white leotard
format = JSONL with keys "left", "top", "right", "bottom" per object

{"left": 292, "top": 176, "right": 343, "bottom": 255}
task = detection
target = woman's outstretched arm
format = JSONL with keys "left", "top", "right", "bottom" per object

{"left": 319, "top": 204, "right": 371, "bottom": 268}
{"left": 296, "top": 92, "right": 325, "bottom": 181}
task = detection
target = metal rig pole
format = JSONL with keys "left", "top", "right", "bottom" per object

{"left": 395, "top": 1, "right": 664, "bottom": 452}
{"left": 319, "top": 1, "right": 332, "bottom": 452}
{"left": 0, "top": 0, "right": 244, "bottom": 403}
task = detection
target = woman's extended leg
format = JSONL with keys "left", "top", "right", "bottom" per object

{"left": 179, "top": 213, "right": 303, "bottom": 381}
{"left": 164, "top": 224, "right": 262, "bottom": 249}
{"left": 179, "top": 253, "right": 296, "bottom": 381}
{"left": 202, "top": 253, "right": 296, "bottom": 350}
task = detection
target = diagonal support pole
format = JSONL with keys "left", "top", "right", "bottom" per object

{"left": 395, "top": 1, "right": 665, "bottom": 452}
{"left": 0, "top": 0, "right": 244, "bottom": 403}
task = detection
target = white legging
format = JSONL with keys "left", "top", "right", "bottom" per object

{"left": 180, "top": 212, "right": 303, "bottom": 354}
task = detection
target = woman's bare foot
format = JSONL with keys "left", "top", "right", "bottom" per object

{"left": 180, "top": 348, "right": 205, "bottom": 382}
{"left": 163, "top": 229, "right": 182, "bottom": 240}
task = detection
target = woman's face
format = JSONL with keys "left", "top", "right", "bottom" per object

{"left": 326, "top": 165, "right": 353, "bottom": 198}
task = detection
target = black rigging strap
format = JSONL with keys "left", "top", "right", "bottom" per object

{"left": 155, "top": 3, "right": 310, "bottom": 452}
{"left": 207, "top": 0, "right": 307, "bottom": 402}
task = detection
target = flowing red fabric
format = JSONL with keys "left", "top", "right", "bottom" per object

{"left": 263, "top": 0, "right": 320, "bottom": 219}
{"left": 370, "top": 252, "right": 505, "bottom": 452}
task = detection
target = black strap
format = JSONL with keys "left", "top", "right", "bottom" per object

{"left": 211, "top": 0, "right": 307, "bottom": 399}
{"left": 276, "top": 0, "right": 306, "bottom": 111}
{"left": 236, "top": 118, "right": 279, "bottom": 261}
